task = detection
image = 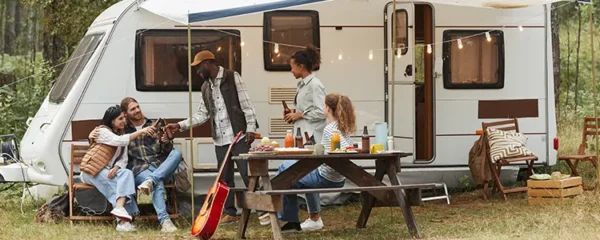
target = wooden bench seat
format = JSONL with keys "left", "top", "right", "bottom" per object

{"left": 69, "top": 144, "right": 178, "bottom": 221}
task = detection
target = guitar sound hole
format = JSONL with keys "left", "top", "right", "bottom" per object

{"left": 200, "top": 194, "right": 214, "bottom": 216}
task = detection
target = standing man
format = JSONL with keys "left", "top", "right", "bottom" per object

{"left": 166, "top": 50, "right": 259, "bottom": 225}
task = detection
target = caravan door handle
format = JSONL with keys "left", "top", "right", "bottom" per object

{"left": 404, "top": 64, "right": 413, "bottom": 77}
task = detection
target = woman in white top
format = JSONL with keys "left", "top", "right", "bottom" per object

{"left": 271, "top": 93, "right": 356, "bottom": 233}
{"left": 284, "top": 46, "right": 327, "bottom": 144}
{"left": 80, "top": 105, "right": 155, "bottom": 232}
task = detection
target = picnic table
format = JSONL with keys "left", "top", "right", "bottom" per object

{"left": 232, "top": 152, "right": 435, "bottom": 239}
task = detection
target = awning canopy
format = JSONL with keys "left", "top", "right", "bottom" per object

{"left": 140, "top": 0, "right": 570, "bottom": 25}
{"left": 424, "top": 0, "right": 570, "bottom": 9}
{"left": 140, "top": 0, "right": 328, "bottom": 25}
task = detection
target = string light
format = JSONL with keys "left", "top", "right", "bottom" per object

{"left": 338, "top": 50, "right": 343, "bottom": 60}
{"left": 368, "top": 50, "right": 373, "bottom": 60}
{"left": 457, "top": 39, "right": 463, "bottom": 49}
{"left": 485, "top": 32, "right": 492, "bottom": 42}
{"left": 518, "top": 25, "right": 524, "bottom": 31}
{"left": 240, "top": 41, "right": 245, "bottom": 47}
{"left": 274, "top": 43, "right": 279, "bottom": 54}
{"left": 427, "top": 44, "right": 432, "bottom": 54}
{"left": 217, "top": 46, "right": 222, "bottom": 52}
{"left": 396, "top": 50, "right": 401, "bottom": 59}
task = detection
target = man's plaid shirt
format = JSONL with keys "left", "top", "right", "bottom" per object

{"left": 125, "top": 118, "right": 173, "bottom": 176}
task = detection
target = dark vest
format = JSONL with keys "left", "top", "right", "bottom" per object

{"left": 201, "top": 69, "right": 259, "bottom": 138}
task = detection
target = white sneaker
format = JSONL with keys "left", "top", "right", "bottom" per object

{"left": 300, "top": 218, "right": 324, "bottom": 231}
{"left": 138, "top": 179, "right": 153, "bottom": 195}
{"left": 110, "top": 207, "right": 132, "bottom": 222}
{"left": 116, "top": 222, "right": 136, "bottom": 232}
{"left": 258, "top": 213, "right": 271, "bottom": 226}
{"left": 161, "top": 219, "right": 178, "bottom": 233}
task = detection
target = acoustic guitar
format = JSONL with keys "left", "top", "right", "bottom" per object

{"left": 191, "top": 131, "right": 244, "bottom": 239}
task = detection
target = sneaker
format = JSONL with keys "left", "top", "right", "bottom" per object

{"left": 138, "top": 179, "right": 153, "bottom": 195}
{"left": 116, "top": 222, "right": 136, "bottom": 232}
{"left": 110, "top": 207, "right": 132, "bottom": 222}
{"left": 219, "top": 215, "right": 240, "bottom": 225}
{"left": 258, "top": 212, "right": 271, "bottom": 226}
{"left": 300, "top": 218, "right": 324, "bottom": 231}
{"left": 161, "top": 219, "right": 178, "bottom": 233}
{"left": 280, "top": 222, "right": 302, "bottom": 233}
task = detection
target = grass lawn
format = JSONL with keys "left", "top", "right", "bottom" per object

{"left": 2, "top": 184, "right": 600, "bottom": 240}
{"left": 0, "top": 119, "right": 598, "bottom": 239}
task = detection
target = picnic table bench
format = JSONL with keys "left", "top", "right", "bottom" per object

{"left": 232, "top": 152, "right": 434, "bottom": 239}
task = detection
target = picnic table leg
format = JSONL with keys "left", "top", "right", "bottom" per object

{"left": 237, "top": 176, "right": 259, "bottom": 239}
{"left": 356, "top": 160, "right": 386, "bottom": 228}
{"left": 387, "top": 162, "right": 423, "bottom": 239}
{"left": 260, "top": 176, "right": 283, "bottom": 240}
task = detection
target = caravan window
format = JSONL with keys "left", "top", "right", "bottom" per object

{"left": 135, "top": 29, "right": 242, "bottom": 91}
{"left": 49, "top": 33, "right": 104, "bottom": 103}
{"left": 263, "top": 11, "right": 320, "bottom": 71}
{"left": 395, "top": 10, "right": 408, "bottom": 55}
{"left": 442, "top": 30, "right": 505, "bottom": 89}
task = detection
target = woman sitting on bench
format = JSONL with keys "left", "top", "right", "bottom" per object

{"left": 274, "top": 93, "right": 356, "bottom": 233}
{"left": 79, "top": 105, "right": 155, "bottom": 232}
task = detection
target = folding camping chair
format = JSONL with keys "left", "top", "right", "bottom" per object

{"left": 482, "top": 118, "right": 538, "bottom": 200}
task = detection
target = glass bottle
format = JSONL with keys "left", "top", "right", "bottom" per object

{"left": 295, "top": 127, "right": 303, "bottom": 148}
{"left": 362, "top": 126, "right": 370, "bottom": 153}
{"left": 285, "top": 130, "right": 294, "bottom": 148}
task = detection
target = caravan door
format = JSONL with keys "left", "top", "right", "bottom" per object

{"left": 386, "top": 3, "right": 415, "bottom": 160}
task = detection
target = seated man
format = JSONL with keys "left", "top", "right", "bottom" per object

{"left": 90, "top": 97, "right": 182, "bottom": 233}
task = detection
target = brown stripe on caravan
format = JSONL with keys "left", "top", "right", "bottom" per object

{"left": 478, "top": 99, "right": 539, "bottom": 119}
{"left": 71, "top": 119, "right": 212, "bottom": 140}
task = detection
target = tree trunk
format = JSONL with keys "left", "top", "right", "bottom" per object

{"left": 574, "top": 6, "right": 582, "bottom": 114}
{"left": 30, "top": 5, "right": 38, "bottom": 64}
{"left": 4, "top": 0, "right": 17, "bottom": 55}
{"left": 564, "top": 14, "right": 572, "bottom": 118}
{"left": 552, "top": 2, "right": 561, "bottom": 121}
{"left": 0, "top": 1, "right": 6, "bottom": 56}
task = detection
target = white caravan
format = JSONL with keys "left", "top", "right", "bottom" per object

{"left": 0, "top": 0, "right": 559, "bottom": 192}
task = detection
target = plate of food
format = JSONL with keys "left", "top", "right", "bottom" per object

{"left": 249, "top": 145, "right": 275, "bottom": 155}
{"left": 328, "top": 148, "right": 359, "bottom": 154}
{"left": 274, "top": 147, "right": 314, "bottom": 155}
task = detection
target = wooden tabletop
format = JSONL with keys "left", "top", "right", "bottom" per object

{"left": 233, "top": 152, "right": 413, "bottom": 161}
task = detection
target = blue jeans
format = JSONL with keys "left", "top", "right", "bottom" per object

{"left": 134, "top": 149, "right": 182, "bottom": 224}
{"left": 277, "top": 160, "right": 345, "bottom": 223}
{"left": 81, "top": 168, "right": 139, "bottom": 216}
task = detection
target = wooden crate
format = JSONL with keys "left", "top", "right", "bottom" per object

{"left": 527, "top": 177, "right": 583, "bottom": 204}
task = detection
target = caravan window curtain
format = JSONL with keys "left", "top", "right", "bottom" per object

{"left": 442, "top": 30, "right": 505, "bottom": 89}
{"left": 135, "top": 29, "right": 241, "bottom": 92}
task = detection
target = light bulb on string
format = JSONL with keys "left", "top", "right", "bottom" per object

{"left": 240, "top": 41, "right": 245, "bottom": 47}
{"left": 396, "top": 49, "right": 401, "bottom": 59}
{"left": 217, "top": 46, "right": 222, "bottom": 52}
{"left": 274, "top": 43, "right": 279, "bottom": 54}
{"left": 485, "top": 32, "right": 491, "bottom": 42}
{"left": 427, "top": 44, "right": 432, "bottom": 54}
{"left": 518, "top": 25, "right": 524, "bottom": 32}
{"left": 457, "top": 39, "right": 463, "bottom": 49}
{"left": 368, "top": 50, "right": 373, "bottom": 60}
{"left": 338, "top": 50, "right": 343, "bottom": 60}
